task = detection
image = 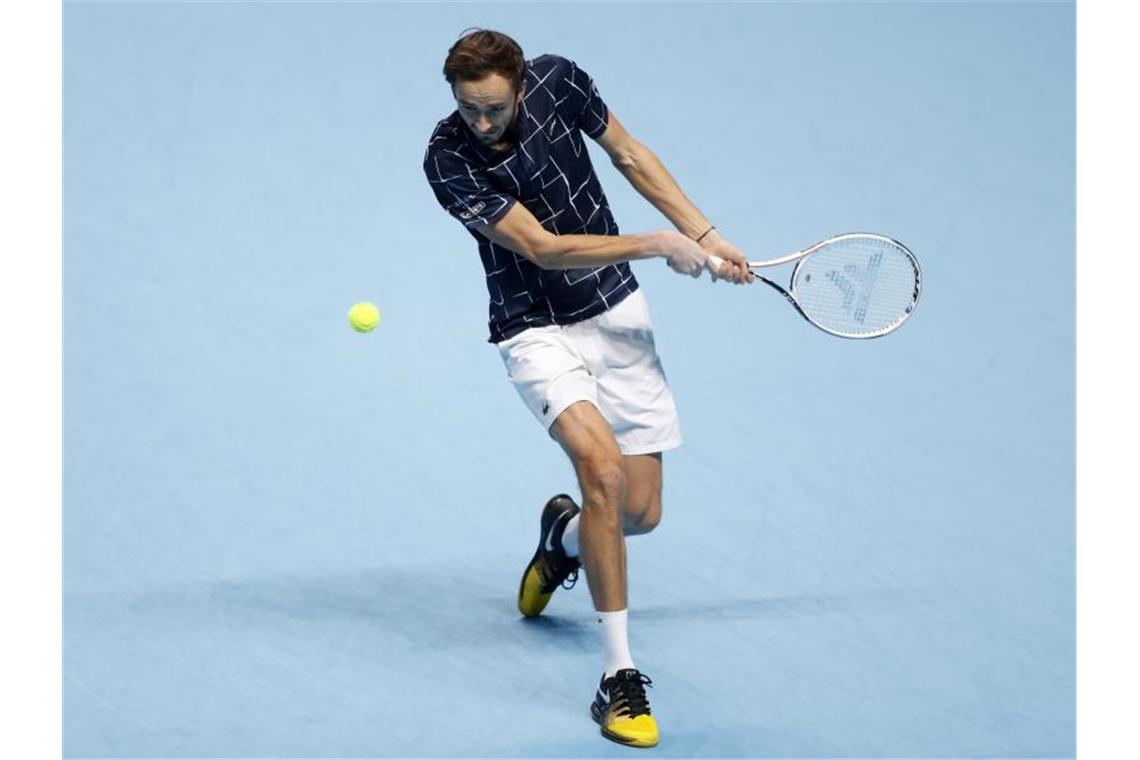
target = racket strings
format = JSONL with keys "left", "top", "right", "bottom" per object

{"left": 792, "top": 237, "right": 919, "bottom": 337}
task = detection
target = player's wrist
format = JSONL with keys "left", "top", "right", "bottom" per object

{"left": 696, "top": 226, "right": 721, "bottom": 249}
{"left": 639, "top": 230, "right": 673, "bottom": 260}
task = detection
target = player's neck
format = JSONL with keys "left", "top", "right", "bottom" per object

{"left": 489, "top": 131, "right": 516, "bottom": 152}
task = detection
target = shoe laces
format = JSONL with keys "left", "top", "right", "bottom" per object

{"left": 608, "top": 669, "right": 653, "bottom": 718}
{"left": 537, "top": 554, "right": 579, "bottom": 593}
{"left": 561, "top": 567, "right": 579, "bottom": 590}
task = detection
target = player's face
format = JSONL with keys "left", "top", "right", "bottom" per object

{"left": 453, "top": 73, "right": 525, "bottom": 146}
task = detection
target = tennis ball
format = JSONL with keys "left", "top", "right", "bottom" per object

{"left": 348, "top": 302, "right": 380, "bottom": 332}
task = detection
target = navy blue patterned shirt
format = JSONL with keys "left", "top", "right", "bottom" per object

{"left": 424, "top": 54, "right": 638, "bottom": 343}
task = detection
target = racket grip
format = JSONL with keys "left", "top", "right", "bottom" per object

{"left": 705, "top": 254, "right": 726, "bottom": 280}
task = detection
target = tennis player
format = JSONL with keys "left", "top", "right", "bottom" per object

{"left": 423, "top": 29, "right": 753, "bottom": 748}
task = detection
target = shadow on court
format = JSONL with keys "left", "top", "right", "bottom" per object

{"left": 72, "top": 565, "right": 926, "bottom": 638}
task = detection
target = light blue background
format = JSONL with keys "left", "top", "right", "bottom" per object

{"left": 64, "top": 1, "right": 1074, "bottom": 757}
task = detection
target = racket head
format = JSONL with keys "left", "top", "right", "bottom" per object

{"left": 788, "top": 233, "right": 922, "bottom": 339}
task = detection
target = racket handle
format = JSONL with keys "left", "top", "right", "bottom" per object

{"left": 705, "top": 254, "right": 726, "bottom": 279}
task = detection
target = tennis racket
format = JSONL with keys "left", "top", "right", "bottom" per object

{"left": 706, "top": 232, "right": 922, "bottom": 339}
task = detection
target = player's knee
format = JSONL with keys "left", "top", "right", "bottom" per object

{"left": 579, "top": 455, "right": 626, "bottom": 512}
{"left": 624, "top": 498, "right": 662, "bottom": 535}
{"left": 637, "top": 507, "right": 662, "bottom": 534}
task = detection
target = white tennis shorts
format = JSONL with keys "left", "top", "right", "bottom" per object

{"left": 497, "top": 289, "right": 683, "bottom": 456}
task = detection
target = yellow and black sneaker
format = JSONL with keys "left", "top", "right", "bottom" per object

{"left": 517, "top": 494, "right": 581, "bottom": 617}
{"left": 590, "top": 668, "right": 659, "bottom": 748}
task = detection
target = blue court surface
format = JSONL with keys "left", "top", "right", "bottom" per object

{"left": 64, "top": 2, "right": 1074, "bottom": 758}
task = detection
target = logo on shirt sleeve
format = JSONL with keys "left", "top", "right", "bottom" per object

{"left": 458, "top": 200, "right": 487, "bottom": 220}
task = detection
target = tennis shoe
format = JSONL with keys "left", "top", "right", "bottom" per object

{"left": 590, "top": 668, "right": 659, "bottom": 748}
{"left": 517, "top": 494, "right": 580, "bottom": 617}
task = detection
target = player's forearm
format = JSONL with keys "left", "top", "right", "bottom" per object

{"left": 536, "top": 232, "right": 661, "bottom": 270}
{"left": 616, "top": 144, "right": 712, "bottom": 240}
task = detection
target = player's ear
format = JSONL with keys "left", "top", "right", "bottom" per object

{"left": 516, "top": 81, "right": 527, "bottom": 102}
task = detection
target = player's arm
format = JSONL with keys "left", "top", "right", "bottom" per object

{"left": 474, "top": 199, "right": 706, "bottom": 274}
{"left": 595, "top": 112, "right": 753, "bottom": 284}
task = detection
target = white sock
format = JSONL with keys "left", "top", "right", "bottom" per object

{"left": 598, "top": 609, "right": 636, "bottom": 678}
{"left": 560, "top": 514, "right": 580, "bottom": 558}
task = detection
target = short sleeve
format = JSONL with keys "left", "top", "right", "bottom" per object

{"left": 423, "top": 146, "right": 516, "bottom": 229}
{"left": 558, "top": 58, "right": 609, "bottom": 139}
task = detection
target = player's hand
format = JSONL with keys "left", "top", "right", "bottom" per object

{"left": 652, "top": 230, "right": 709, "bottom": 278}
{"left": 699, "top": 229, "right": 755, "bottom": 284}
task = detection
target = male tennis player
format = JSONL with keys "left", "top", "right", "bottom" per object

{"left": 423, "top": 29, "right": 752, "bottom": 748}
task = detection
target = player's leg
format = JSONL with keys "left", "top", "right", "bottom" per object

{"left": 515, "top": 400, "right": 628, "bottom": 618}
{"left": 621, "top": 453, "right": 662, "bottom": 536}
{"left": 559, "top": 452, "right": 660, "bottom": 558}
{"left": 502, "top": 326, "right": 595, "bottom": 618}
{"left": 520, "top": 451, "right": 661, "bottom": 619}
{"left": 549, "top": 400, "right": 627, "bottom": 612}
{"left": 551, "top": 401, "right": 659, "bottom": 748}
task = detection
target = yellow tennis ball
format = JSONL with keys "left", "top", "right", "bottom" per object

{"left": 348, "top": 302, "right": 380, "bottom": 332}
